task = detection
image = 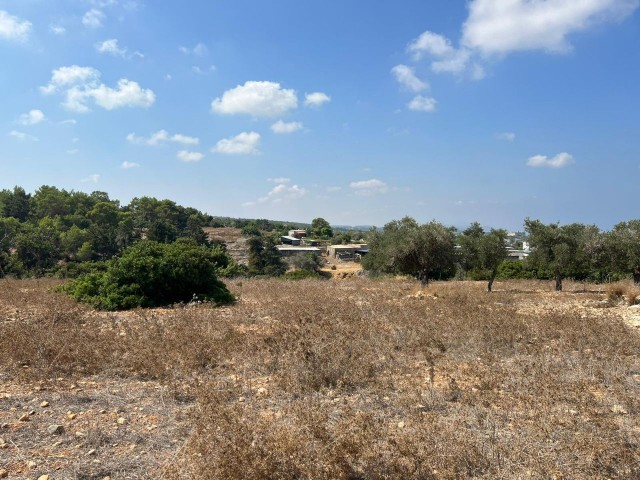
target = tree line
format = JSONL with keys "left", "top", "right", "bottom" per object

{"left": 362, "top": 217, "right": 640, "bottom": 291}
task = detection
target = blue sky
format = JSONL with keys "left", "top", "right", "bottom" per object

{"left": 1, "top": 0, "right": 639, "bottom": 230}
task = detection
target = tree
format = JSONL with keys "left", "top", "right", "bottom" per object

{"left": 458, "top": 223, "right": 508, "bottom": 292}
{"left": 247, "top": 235, "right": 286, "bottom": 276}
{"left": 63, "top": 240, "right": 234, "bottom": 310}
{"left": 524, "top": 219, "right": 596, "bottom": 291}
{"left": 363, "top": 217, "right": 456, "bottom": 285}
{"left": 311, "top": 217, "right": 333, "bottom": 238}
{"left": 605, "top": 220, "right": 640, "bottom": 284}
{"left": 0, "top": 186, "right": 31, "bottom": 221}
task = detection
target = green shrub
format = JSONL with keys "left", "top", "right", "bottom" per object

{"left": 63, "top": 240, "right": 234, "bottom": 310}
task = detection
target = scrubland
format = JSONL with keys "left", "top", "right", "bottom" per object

{"left": 1, "top": 277, "right": 639, "bottom": 479}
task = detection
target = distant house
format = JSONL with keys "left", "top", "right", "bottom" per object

{"left": 327, "top": 244, "right": 368, "bottom": 261}
{"left": 288, "top": 230, "right": 307, "bottom": 239}
{"left": 281, "top": 235, "right": 302, "bottom": 246}
{"left": 276, "top": 245, "right": 321, "bottom": 257}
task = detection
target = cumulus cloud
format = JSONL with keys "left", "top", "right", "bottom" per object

{"left": 304, "top": 92, "right": 331, "bottom": 107}
{"left": 9, "top": 130, "right": 38, "bottom": 142}
{"left": 268, "top": 177, "right": 291, "bottom": 184}
{"left": 253, "top": 183, "right": 307, "bottom": 205}
{"left": 406, "top": 0, "right": 638, "bottom": 80}
{"left": 19, "top": 109, "right": 45, "bottom": 125}
{"left": 211, "top": 81, "right": 298, "bottom": 117}
{"left": 127, "top": 130, "right": 199, "bottom": 146}
{"left": 95, "top": 38, "right": 127, "bottom": 57}
{"left": 391, "top": 64, "right": 428, "bottom": 92}
{"left": 40, "top": 66, "right": 155, "bottom": 112}
{"left": 0, "top": 10, "right": 31, "bottom": 41}
{"left": 121, "top": 161, "right": 140, "bottom": 169}
{"left": 40, "top": 66, "right": 100, "bottom": 95}
{"left": 213, "top": 131, "right": 261, "bottom": 155}
{"left": 462, "top": 0, "right": 638, "bottom": 56}
{"left": 271, "top": 120, "right": 303, "bottom": 134}
{"left": 349, "top": 179, "right": 389, "bottom": 196}
{"left": 497, "top": 132, "right": 516, "bottom": 141}
{"left": 408, "top": 95, "right": 437, "bottom": 112}
{"left": 83, "top": 9, "right": 105, "bottom": 28}
{"left": 177, "top": 150, "right": 204, "bottom": 162}
{"left": 527, "top": 152, "right": 575, "bottom": 168}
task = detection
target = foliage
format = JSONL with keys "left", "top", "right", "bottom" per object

{"left": 458, "top": 223, "right": 508, "bottom": 291}
{"left": 63, "top": 240, "right": 234, "bottom": 310}
{"left": 282, "top": 269, "right": 325, "bottom": 280}
{"left": 525, "top": 219, "right": 600, "bottom": 291}
{"left": 363, "top": 216, "right": 456, "bottom": 284}
{"left": 311, "top": 217, "right": 333, "bottom": 238}
{"left": 605, "top": 220, "right": 640, "bottom": 283}
{"left": 289, "top": 252, "right": 324, "bottom": 273}
{"left": 247, "top": 235, "right": 287, "bottom": 277}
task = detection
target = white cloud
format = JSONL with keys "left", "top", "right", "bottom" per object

{"left": 50, "top": 25, "right": 66, "bottom": 35}
{"left": 180, "top": 43, "right": 208, "bottom": 56}
{"left": 9, "top": 130, "right": 38, "bottom": 142}
{"left": 527, "top": 152, "right": 575, "bottom": 168}
{"left": 408, "top": 95, "right": 437, "bottom": 112}
{"left": 81, "top": 174, "right": 101, "bottom": 184}
{"left": 177, "top": 150, "right": 204, "bottom": 162}
{"left": 462, "top": 0, "right": 638, "bottom": 56}
{"left": 211, "top": 81, "right": 298, "bottom": 117}
{"left": 304, "top": 92, "right": 331, "bottom": 108}
{"left": 95, "top": 38, "right": 127, "bottom": 57}
{"left": 497, "top": 132, "right": 516, "bottom": 141}
{"left": 213, "top": 131, "right": 261, "bottom": 155}
{"left": 83, "top": 9, "right": 105, "bottom": 28}
{"left": 406, "top": 0, "right": 639, "bottom": 81}
{"left": 41, "top": 67, "right": 155, "bottom": 112}
{"left": 0, "top": 10, "right": 31, "bottom": 41}
{"left": 19, "top": 109, "right": 45, "bottom": 125}
{"left": 271, "top": 120, "right": 303, "bottom": 134}
{"left": 349, "top": 179, "right": 389, "bottom": 196}
{"left": 253, "top": 182, "right": 307, "bottom": 205}
{"left": 127, "top": 130, "right": 199, "bottom": 146}
{"left": 408, "top": 31, "right": 457, "bottom": 60}
{"left": 391, "top": 64, "right": 428, "bottom": 92}
{"left": 40, "top": 66, "right": 100, "bottom": 95}
{"left": 60, "top": 119, "right": 77, "bottom": 125}
{"left": 121, "top": 161, "right": 140, "bottom": 169}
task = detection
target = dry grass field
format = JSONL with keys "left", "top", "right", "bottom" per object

{"left": 1, "top": 277, "right": 640, "bottom": 479}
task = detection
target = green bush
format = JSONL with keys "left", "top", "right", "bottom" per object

{"left": 63, "top": 240, "right": 234, "bottom": 310}
{"left": 283, "top": 270, "right": 325, "bottom": 280}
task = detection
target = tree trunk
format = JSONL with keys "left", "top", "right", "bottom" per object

{"left": 555, "top": 273, "right": 563, "bottom": 292}
{"left": 634, "top": 268, "right": 640, "bottom": 285}
{"left": 487, "top": 268, "right": 498, "bottom": 292}
{"left": 418, "top": 268, "right": 429, "bottom": 286}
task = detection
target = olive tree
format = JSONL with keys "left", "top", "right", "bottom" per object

{"left": 363, "top": 217, "right": 456, "bottom": 284}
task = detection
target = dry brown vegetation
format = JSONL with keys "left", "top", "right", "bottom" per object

{"left": 1, "top": 277, "right": 640, "bottom": 479}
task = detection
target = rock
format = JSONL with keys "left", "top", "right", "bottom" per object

{"left": 611, "top": 404, "right": 628, "bottom": 415}
{"left": 0, "top": 469, "right": 7, "bottom": 478}
{"left": 397, "top": 421, "right": 405, "bottom": 429}
{"left": 117, "top": 417, "right": 126, "bottom": 425}
{"left": 256, "top": 387, "right": 268, "bottom": 397}
{"left": 238, "top": 396, "right": 245, "bottom": 403}
{"left": 87, "top": 449, "right": 96, "bottom": 456}
{"left": 29, "top": 410, "right": 36, "bottom": 416}
{"left": 40, "top": 401, "right": 50, "bottom": 408}
{"left": 48, "top": 424, "right": 64, "bottom": 435}
{"left": 18, "top": 413, "right": 30, "bottom": 421}
{"left": 27, "top": 460, "right": 37, "bottom": 468}
{"left": 37, "top": 475, "right": 50, "bottom": 480}
{"left": 66, "top": 412, "right": 76, "bottom": 420}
